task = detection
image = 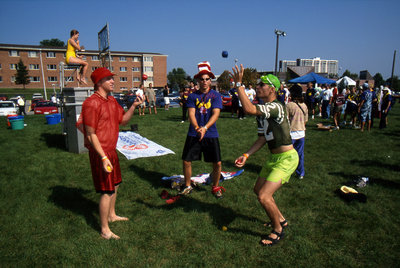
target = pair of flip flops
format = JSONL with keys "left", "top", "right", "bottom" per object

{"left": 260, "top": 230, "right": 285, "bottom": 246}
{"left": 160, "top": 190, "right": 181, "bottom": 204}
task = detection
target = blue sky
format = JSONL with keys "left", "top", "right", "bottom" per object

{"left": 1, "top": 0, "right": 399, "bottom": 79}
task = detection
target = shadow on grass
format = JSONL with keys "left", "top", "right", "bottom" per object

{"left": 350, "top": 159, "right": 400, "bottom": 172}
{"left": 329, "top": 172, "right": 400, "bottom": 190}
{"left": 48, "top": 186, "right": 100, "bottom": 231}
{"left": 135, "top": 197, "right": 263, "bottom": 237}
{"left": 128, "top": 164, "right": 168, "bottom": 189}
{"left": 41, "top": 133, "right": 66, "bottom": 150}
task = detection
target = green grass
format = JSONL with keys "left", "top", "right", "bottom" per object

{"left": 0, "top": 104, "right": 399, "bottom": 267}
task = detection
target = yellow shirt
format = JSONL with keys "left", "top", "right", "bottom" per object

{"left": 66, "top": 39, "right": 76, "bottom": 64}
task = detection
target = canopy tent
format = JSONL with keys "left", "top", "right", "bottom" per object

{"left": 288, "top": 72, "right": 336, "bottom": 85}
{"left": 336, "top": 76, "right": 356, "bottom": 86}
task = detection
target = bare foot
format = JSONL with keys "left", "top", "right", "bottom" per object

{"left": 101, "top": 232, "right": 120, "bottom": 240}
{"left": 109, "top": 215, "right": 129, "bottom": 222}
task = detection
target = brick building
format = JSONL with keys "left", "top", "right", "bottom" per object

{"left": 0, "top": 43, "right": 167, "bottom": 92}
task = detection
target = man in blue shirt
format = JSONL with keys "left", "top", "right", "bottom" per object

{"left": 305, "top": 82, "right": 316, "bottom": 119}
{"left": 180, "top": 61, "right": 225, "bottom": 198}
{"left": 358, "top": 83, "right": 376, "bottom": 132}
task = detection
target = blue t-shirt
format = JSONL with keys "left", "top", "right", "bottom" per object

{"left": 360, "top": 90, "right": 373, "bottom": 111}
{"left": 277, "top": 89, "right": 286, "bottom": 104}
{"left": 186, "top": 90, "right": 222, "bottom": 138}
{"left": 306, "top": 88, "right": 316, "bottom": 103}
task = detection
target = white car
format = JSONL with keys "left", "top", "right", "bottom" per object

{"left": 0, "top": 101, "right": 18, "bottom": 116}
{"left": 32, "top": 93, "right": 44, "bottom": 99}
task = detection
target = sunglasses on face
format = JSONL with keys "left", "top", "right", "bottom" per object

{"left": 199, "top": 78, "right": 211, "bottom": 82}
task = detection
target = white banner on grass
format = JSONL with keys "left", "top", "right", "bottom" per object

{"left": 117, "top": 131, "right": 175, "bottom": 160}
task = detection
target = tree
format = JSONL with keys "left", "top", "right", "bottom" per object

{"left": 386, "top": 75, "right": 400, "bottom": 91}
{"left": 242, "top": 68, "right": 259, "bottom": 87}
{"left": 217, "top": 70, "right": 232, "bottom": 92}
{"left": 15, "top": 59, "right": 30, "bottom": 89}
{"left": 40, "top": 38, "right": 65, "bottom": 47}
{"left": 167, "top": 68, "right": 190, "bottom": 91}
{"left": 341, "top": 69, "right": 358, "bottom": 80}
{"left": 373, "top": 73, "right": 385, "bottom": 88}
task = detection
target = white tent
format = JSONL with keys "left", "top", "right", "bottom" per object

{"left": 336, "top": 76, "right": 356, "bottom": 86}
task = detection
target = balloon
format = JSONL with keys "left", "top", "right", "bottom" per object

{"left": 222, "top": 51, "right": 228, "bottom": 58}
{"left": 142, "top": 74, "right": 148, "bottom": 81}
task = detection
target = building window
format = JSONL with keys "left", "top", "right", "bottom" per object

{"left": 92, "top": 66, "right": 100, "bottom": 71}
{"left": 120, "top": 77, "right": 128, "bottom": 82}
{"left": 48, "top": 76, "right": 58, "bottom": 82}
{"left": 28, "top": 51, "right": 39, "bottom": 57}
{"left": 47, "top": 64, "right": 57, "bottom": 70}
{"left": 91, "top": 55, "right": 99, "bottom": 61}
{"left": 65, "top": 77, "right": 74, "bottom": 82}
{"left": 30, "top": 76, "right": 40, "bottom": 82}
{"left": 147, "top": 77, "right": 154, "bottom": 82}
{"left": 10, "top": 64, "right": 18, "bottom": 70}
{"left": 0, "top": 64, "right": 2, "bottom": 69}
{"left": 133, "top": 77, "right": 140, "bottom": 82}
{"left": 47, "top": 52, "right": 56, "bottom": 58}
{"left": 133, "top": 56, "right": 140, "bottom": 62}
{"left": 29, "top": 64, "right": 40, "bottom": 70}
{"left": 120, "top": 67, "right": 127, "bottom": 72}
{"left": 120, "top": 87, "right": 128, "bottom": 90}
{"left": 144, "top": 56, "right": 153, "bottom": 62}
{"left": 144, "top": 66, "right": 153, "bottom": 72}
{"left": 132, "top": 67, "right": 140, "bottom": 72}
{"left": 119, "top": 56, "right": 127, "bottom": 62}
{"left": 9, "top": 50, "right": 19, "bottom": 57}
{"left": 11, "top": 76, "right": 16, "bottom": 82}
{"left": 0, "top": 76, "right": 2, "bottom": 82}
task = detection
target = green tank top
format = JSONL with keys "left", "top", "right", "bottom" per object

{"left": 256, "top": 100, "right": 292, "bottom": 150}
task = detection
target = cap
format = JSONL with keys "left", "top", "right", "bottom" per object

{"left": 90, "top": 67, "right": 115, "bottom": 85}
{"left": 194, "top": 61, "right": 215, "bottom": 79}
{"left": 362, "top": 83, "right": 369, "bottom": 89}
{"left": 260, "top": 74, "right": 280, "bottom": 90}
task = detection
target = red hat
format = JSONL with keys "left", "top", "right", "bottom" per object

{"left": 194, "top": 61, "right": 215, "bottom": 79}
{"left": 90, "top": 67, "right": 115, "bottom": 85}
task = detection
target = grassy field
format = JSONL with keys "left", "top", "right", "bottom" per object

{"left": 0, "top": 103, "right": 399, "bottom": 267}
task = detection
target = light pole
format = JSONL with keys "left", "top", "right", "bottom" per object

{"left": 274, "top": 29, "right": 286, "bottom": 76}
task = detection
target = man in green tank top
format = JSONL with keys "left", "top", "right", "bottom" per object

{"left": 231, "top": 64, "right": 299, "bottom": 246}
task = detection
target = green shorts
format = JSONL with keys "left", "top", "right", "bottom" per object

{"left": 259, "top": 149, "right": 299, "bottom": 184}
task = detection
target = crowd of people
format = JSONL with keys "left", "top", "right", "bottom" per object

{"left": 303, "top": 81, "right": 395, "bottom": 131}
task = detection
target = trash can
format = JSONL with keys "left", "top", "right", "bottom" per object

{"left": 7, "top": 114, "right": 18, "bottom": 127}
{"left": 9, "top": 115, "right": 24, "bottom": 130}
{"left": 46, "top": 113, "right": 61, "bottom": 125}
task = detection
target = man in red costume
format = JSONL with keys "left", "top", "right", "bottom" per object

{"left": 77, "top": 67, "right": 143, "bottom": 240}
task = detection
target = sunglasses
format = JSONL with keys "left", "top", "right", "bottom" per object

{"left": 199, "top": 78, "right": 211, "bottom": 82}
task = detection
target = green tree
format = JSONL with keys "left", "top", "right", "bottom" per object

{"left": 167, "top": 68, "right": 190, "bottom": 91}
{"left": 217, "top": 70, "right": 232, "bottom": 92}
{"left": 341, "top": 69, "right": 358, "bottom": 80}
{"left": 386, "top": 75, "right": 400, "bottom": 91}
{"left": 373, "top": 73, "right": 385, "bottom": 88}
{"left": 40, "top": 38, "right": 65, "bottom": 47}
{"left": 15, "top": 59, "right": 30, "bottom": 89}
{"left": 242, "top": 68, "right": 259, "bottom": 87}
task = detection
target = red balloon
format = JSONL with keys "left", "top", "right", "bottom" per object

{"left": 142, "top": 74, "right": 148, "bottom": 81}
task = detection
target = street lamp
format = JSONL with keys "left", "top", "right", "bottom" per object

{"left": 274, "top": 29, "right": 286, "bottom": 76}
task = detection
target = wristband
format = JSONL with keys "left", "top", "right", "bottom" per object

{"left": 236, "top": 82, "right": 243, "bottom": 88}
{"left": 195, "top": 126, "right": 200, "bottom": 131}
{"left": 101, "top": 156, "right": 108, "bottom": 161}
{"left": 203, "top": 126, "right": 208, "bottom": 131}
{"left": 243, "top": 153, "right": 249, "bottom": 159}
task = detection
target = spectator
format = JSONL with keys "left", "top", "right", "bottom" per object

{"left": 136, "top": 84, "right": 146, "bottom": 116}
{"left": 245, "top": 84, "right": 256, "bottom": 103}
{"left": 229, "top": 83, "right": 239, "bottom": 118}
{"left": 17, "top": 96, "right": 26, "bottom": 115}
{"left": 379, "top": 87, "right": 392, "bottom": 129}
{"left": 343, "top": 86, "right": 359, "bottom": 129}
{"left": 358, "top": 83, "right": 376, "bottom": 132}
{"left": 286, "top": 84, "right": 308, "bottom": 179}
{"left": 163, "top": 85, "right": 170, "bottom": 110}
{"left": 277, "top": 84, "right": 286, "bottom": 105}
{"left": 332, "top": 85, "right": 346, "bottom": 130}
{"left": 305, "top": 82, "right": 316, "bottom": 119}
{"left": 145, "top": 83, "right": 157, "bottom": 115}
{"left": 321, "top": 84, "right": 332, "bottom": 119}
{"left": 66, "top": 29, "right": 88, "bottom": 85}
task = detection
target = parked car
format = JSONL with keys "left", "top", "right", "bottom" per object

{"left": 31, "top": 98, "right": 45, "bottom": 110}
{"left": 156, "top": 92, "right": 181, "bottom": 108}
{"left": 0, "top": 94, "right": 8, "bottom": 101}
{"left": 0, "top": 101, "right": 18, "bottom": 116}
{"left": 32, "top": 93, "right": 44, "bottom": 99}
{"left": 221, "top": 93, "right": 232, "bottom": 111}
{"left": 34, "top": 101, "right": 58, "bottom": 114}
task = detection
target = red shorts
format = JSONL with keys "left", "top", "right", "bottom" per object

{"left": 89, "top": 149, "right": 122, "bottom": 194}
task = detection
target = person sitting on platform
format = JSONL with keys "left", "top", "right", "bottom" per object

{"left": 66, "top": 29, "right": 89, "bottom": 85}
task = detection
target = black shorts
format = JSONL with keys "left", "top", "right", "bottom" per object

{"left": 182, "top": 136, "right": 221, "bottom": 163}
